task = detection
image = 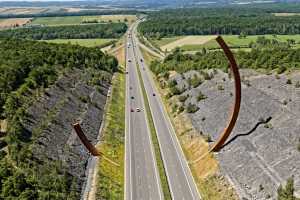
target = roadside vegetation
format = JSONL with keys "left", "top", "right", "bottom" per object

{"left": 0, "top": 23, "right": 127, "bottom": 40}
{"left": 96, "top": 65, "right": 125, "bottom": 200}
{"left": 0, "top": 39, "right": 118, "bottom": 199}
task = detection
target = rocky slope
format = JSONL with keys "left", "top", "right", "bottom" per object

{"left": 168, "top": 69, "right": 300, "bottom": 200}
{"left": 20, "top": 68, "right": 111, "bottom": 195}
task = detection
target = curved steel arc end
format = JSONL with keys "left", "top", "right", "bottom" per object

{"left": 72, "top": 123, "right": 119, "bottom": 166}
{"left": 209, "top": 36, "right": 242, "bottom": 152}
{"left": 73, "top": 123, "right": 101, "bottom": 156}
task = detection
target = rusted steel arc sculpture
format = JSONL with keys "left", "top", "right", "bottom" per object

{"left": 73, "top": 123, "right": 101, "bottom": 156}
{"left": 72, "top": 123, "right": 120, "bottom": 166}
{"left": 210, "top": 36, "right": 242, "bottom": 152}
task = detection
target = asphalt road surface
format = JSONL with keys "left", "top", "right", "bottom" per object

{"left": 125, "top": 25, "right": 164, "bottom": 200}
{"left": 130, "top": 21, "right": 202, "bottom": 200}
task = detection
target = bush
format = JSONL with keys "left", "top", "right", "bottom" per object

{"left": 177, "top": 106, "right": 184, "bottom": 114}
{"left": 186, "top": 103, "right": 199, "bottom": 113}
{"left": 277, "top": 177, "right": 296, "bottom": 200}
{"left": 277, "top": 66, "right": 286, "bottom": 74}
{"left": 170, "top": 86, "right": 182, "bottom": 95}
{"left": 168, "top": 79, "right": 177, "bottom": 88}
{"left": 197, "top": 91, "right": 207, "bottom": 102}
{"left": 217, "top": 85, "right": 224, "bottom": 90}
{"left": 188, "top": 74, "right": 202, "bottom": 88}
{"left": 178, "top": 95, "right": 188, "bottom": 102}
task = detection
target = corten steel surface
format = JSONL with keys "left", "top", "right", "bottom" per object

{"left": 72, "top": 123, "right": 120, "bottom": 166}
{"left": 210, "top": 36, "right": 242, "bottom": 152}
{"left": 73, "top": 123, "right": 101, "bottom": 156}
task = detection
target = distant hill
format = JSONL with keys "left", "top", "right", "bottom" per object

{"left": 0, "top": 0, "right": 298, "bottom": 9}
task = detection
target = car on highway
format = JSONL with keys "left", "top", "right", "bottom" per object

{"left": 131, "top": 96, "right": 134, "bottom": 99}
{"left": 140, "top": 59, "right": 143, "bottom": 62}
{"left": 136, "top": 108, "right": 141, "bottom": 112}
{"left": 130, "top": 108, "right": 134, "bottom": 112}
{"left": 153, "top": 93, "right": 156, "bottom": 96}
{"left": 128, "top": 59, "right": 131, "bottom": 62}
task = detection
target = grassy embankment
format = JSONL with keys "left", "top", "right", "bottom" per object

{"left": 140, "top": 47, "right": 238, "bottom": 200}
{"left": 31, "top": 15, "right": 137, "bottom": 26}
{"left": 135, "top": 52, "right": 172, "bottom": 200}
{"left": 151, "top": 34, "right": 300, "bottom": 52}
{"left": 96, "top": 45, "right": 126, "bottom": 199}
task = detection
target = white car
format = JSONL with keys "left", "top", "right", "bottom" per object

{"left": 136, "top": 108, "right": 141, "bottom": 112}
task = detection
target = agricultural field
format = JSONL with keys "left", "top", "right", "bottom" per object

{"left": 273, "top": 13, "right": 300, "bottom": 16}
{"left": 44, "top": 38, "right": 116, "bottom": 47}
{"left": 152, "top": 35, "right": 300, "bottom": 52}
{"left": 0, "top": 7, "right": 47, "bottom": 15}
{"left": 0, "top": 18, "right": 32, "bottom": 29}
{"left": 31, "top": 15, "right": 137, "bottom": 26}
{"left": 159, "top": 35, "right": 216, "bottom": 51}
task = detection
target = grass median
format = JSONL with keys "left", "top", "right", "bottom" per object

{"left": 135, "top": 56, "right": 172, "bottom": 200}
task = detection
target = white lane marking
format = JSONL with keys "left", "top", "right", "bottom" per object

{"left": 130, "top": 30, "right": 164, "bottom": 200}
{"left": 133, "top": 23, "right": 202, "bottom": 200}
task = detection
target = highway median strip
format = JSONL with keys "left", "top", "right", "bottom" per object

{"left": 134, "top": 56, "right": 172, "bottom": 200}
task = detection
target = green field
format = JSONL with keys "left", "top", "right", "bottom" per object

{"left": 151, "top": 36, "right": 184, "bottom": 47}
{"left": 31, "top": 15, "right": 136, "bottom": 26}
{"left": 43, "top": 38, "right": 115, "bottom": 47}
{"left": 152, "top": 35, "right": 300, "bottom": 51}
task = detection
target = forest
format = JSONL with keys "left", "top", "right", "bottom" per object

{"left": 0, "top": 39, "right": 118, "bottom": 199}
{"left": 150, "top": 37, "right": 300, "bottom": 75}
{"left": 138, "top": 7, "right": 300, "bottom": 37}
{"left": 0, "top": 23, "right": 127, "bottom": 40}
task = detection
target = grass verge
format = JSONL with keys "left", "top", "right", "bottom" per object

{"left": 96, "top": 66, "right": 125, "bottom": 199}
{"left": 135, "top": 57, "right": 172, "bottom": 200}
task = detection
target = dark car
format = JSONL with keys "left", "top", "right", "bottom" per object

{"left": 140, "top": 59, "right": 143, "bottom": 62}
{"left": 153, "top": 93, "right": 156, "bottom": 96}
{"left": 130, "top": 108, "right": 134, "bottom": 112}
{"left": 131, "top": 96, "right": 134, "bottom": 99}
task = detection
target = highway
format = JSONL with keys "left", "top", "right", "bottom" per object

{"left": 125, "top": 26, "right": 164, "bottom": 200}
{"left": 129, "top": 21, "right": 202, "bottom": 200}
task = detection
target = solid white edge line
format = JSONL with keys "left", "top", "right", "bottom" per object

{"left": 131, "top": 27, "right": 164, "bottom": 200}
{"left": 133, "top": 22, "right": 202, "bottom": 200}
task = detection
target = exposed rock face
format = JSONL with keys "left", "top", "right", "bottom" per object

{"left": 171, "top": 69, "right": 300, "bottom": 200}
{"left": 22, "top": 69, "right": 110, "bottom": 193}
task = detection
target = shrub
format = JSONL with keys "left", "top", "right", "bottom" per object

{"left": 197, "top": 91, "right": 207, "bottom": 102}
{"left": 186, "top": 103, "right": 199, "bottom": 113}
{"left": 177, "top": 106, "right": 184, "bottom": 114}
{"left": 168, "top": 79, "right": 177, "bottom": 88}
{"left": 178, "top": 95, "right": 188, "bottom": 102}
{"left": 170, "top": 86, "right": 182, "bottom": 95}
{"left": 79, "top": 96, "right": 89, "bottom": 103}
{"left": 203, "top": 134, "right": 212, "bottom": 142}
{"left": 217, "top": 85, "right": 224, "bottom": 90}
{"left": 189, "top": 74, "right": 202, "bottom": 88}
{"left": 277, "top": 177, "right": 295, "bottom": 200}
{"left": 277, "top": 66, "right": 286, "bottom": 74}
